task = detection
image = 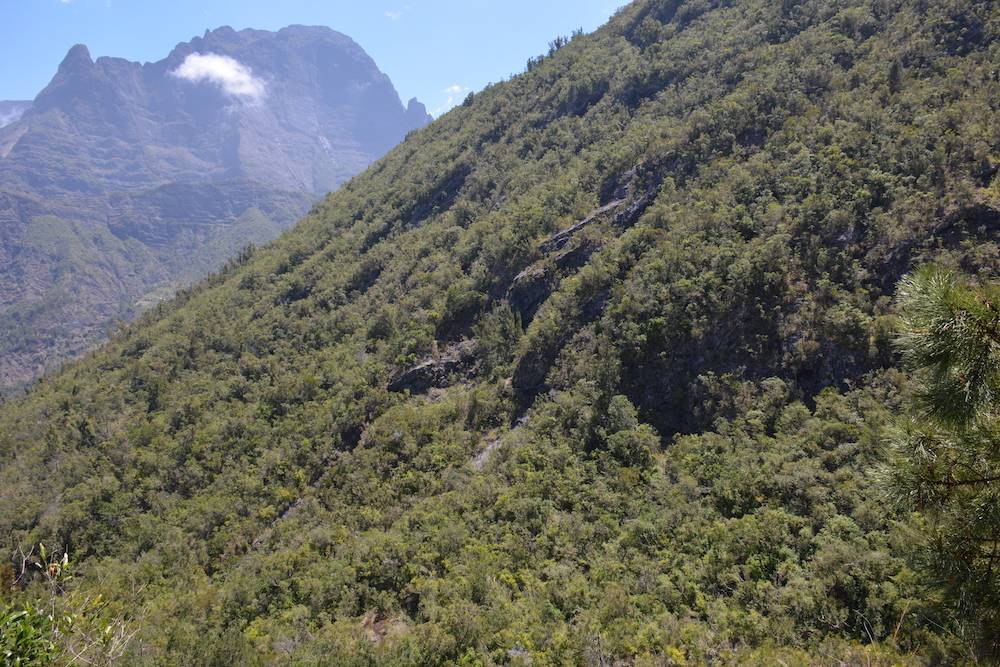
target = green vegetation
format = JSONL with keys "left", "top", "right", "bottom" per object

{"left": 0, "top": 545, "right": 134, "bottom": 666}
{"left": 1, "top": 603, "right": 60, "bottom": 666}
{"left": 0, "top": 215, "right": 162, "bottom": 392}
{"left": 1, "top": 0, "right": 998, "bottom": 663}
{"left": 0, "top": 187, "right": 310, "bottom": 394}
{"left": 0, "top": 200, "right": 305, "bottom": 394}
{"left": 887, "top": 267, "right": 1000, "bottom": 657}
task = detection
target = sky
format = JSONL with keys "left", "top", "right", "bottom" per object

{"left": 0, "top": 0, "right": 621, "bottom": 116}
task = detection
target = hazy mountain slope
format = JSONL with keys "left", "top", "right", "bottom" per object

{"left": 0, "top": 26, "right": 430, "bottom": 390}
{"left": 1, "top": 0, "right": 998, "bottom": 663}
{"left": 0, "top": 100, "right": 30, "bottom": 128}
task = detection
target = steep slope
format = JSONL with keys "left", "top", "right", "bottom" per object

{"left": 1, "top": 0, "right": 998, "bottom": 663}
{"left": 0, "top": 26, "right": 430, "bottom": 390}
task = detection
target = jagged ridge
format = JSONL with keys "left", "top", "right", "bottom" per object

{"left": 0, "top": 25, "right": 431, "bottom": 389}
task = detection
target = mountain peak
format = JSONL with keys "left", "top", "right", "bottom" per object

{"left": 34, "top": 44, "right": 101, "bottom": 111}
{"left": 0, "top": 23, "right": 434, "bottom": 389}
{"left": 204, "top": 25, "right": 238, "bottom": 38}
{"left": 279, "top": 24, "right": 344, "bottom": 37}
{"left": 406, "top": 97, "right": 431, "bottom": 125}
{"left": 58, "top": 44, "right": 94, "bottom": 73}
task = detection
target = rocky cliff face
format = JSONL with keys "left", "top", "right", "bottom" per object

{"left": 0, "top": 26, "right": 430, "bottom": 389}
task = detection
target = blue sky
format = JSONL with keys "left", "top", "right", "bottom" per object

{"left": 1, "top": 0, "right": 620, "bottom": 116}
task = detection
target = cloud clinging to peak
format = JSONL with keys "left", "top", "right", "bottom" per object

{"left": 171, "top": 53, "right": 265, "bottom": 102}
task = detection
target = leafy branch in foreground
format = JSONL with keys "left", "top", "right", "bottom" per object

{"left": 1, "top": 545, "right": 139, "bottom": 666}
{"left": 886, "top": 266, "right": 1000, "bottom": 657}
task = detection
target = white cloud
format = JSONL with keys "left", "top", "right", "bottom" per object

{"left": 385, "top": 10, "right": 404, "bottom": 20}
{"left": 0, "top": 109, "right": 25, "bottom": 129}
{"left": 171, "top": 53, "right": 265, "bottom": 102}
{"left": 433, "top": 84, "right": 471, "bottom": 116}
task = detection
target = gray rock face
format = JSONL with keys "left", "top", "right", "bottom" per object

{"left": 388, "top": 340, "right": 480, "bottom": 395}
{"left": 0, "top": 26, "right": 431, "bottom": 389}
{"left": 3, "top": 26, "right": 430, "bottom": 196}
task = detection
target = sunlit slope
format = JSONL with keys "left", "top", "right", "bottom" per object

{"left": 0, "top": 0, "right": 997, "bottom": 663}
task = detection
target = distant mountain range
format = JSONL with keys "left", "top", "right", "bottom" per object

{"left": 0, "top": 25, "right": 430, "bottom": 390}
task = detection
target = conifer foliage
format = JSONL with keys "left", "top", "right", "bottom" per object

{"left": 888, "top": 267, "right": 1000, "bottom": 655}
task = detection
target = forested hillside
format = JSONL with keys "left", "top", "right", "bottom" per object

{"left": 1, "top": 0, "right": 998, "bottom": 663}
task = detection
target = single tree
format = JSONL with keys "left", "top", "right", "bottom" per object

{"left": 887, "top": 266, "right": 1000, "bottom": 656}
